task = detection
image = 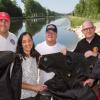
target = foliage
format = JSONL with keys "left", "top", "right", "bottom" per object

{"left": 23, "top": 0, "right": 58, "bottom": 17}
{"left": 0, "top": 0, "right": 23, "bottom": 17}
{"left": 74, "top": 0, "right": 100, "bottom": 19}
{"left": 69, "top": 16, "right": 100, "bottom": 28}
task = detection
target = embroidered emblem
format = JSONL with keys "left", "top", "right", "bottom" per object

{"left": 10, "top": 39, "right": 15, "bottom": 45}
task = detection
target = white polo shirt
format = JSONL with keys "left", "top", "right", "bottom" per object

{"left": 0, "top": 32, "right": 17, "bottom": 52}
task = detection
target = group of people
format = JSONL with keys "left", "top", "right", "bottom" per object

{"left": 0, "top": 11, "right": 100, "bottom": 100}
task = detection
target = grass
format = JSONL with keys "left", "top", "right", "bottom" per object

{"left": 69, "top": 15, "right": 100, "bottom": 28}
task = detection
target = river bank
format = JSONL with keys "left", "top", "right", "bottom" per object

{"left": 69, "top": 16, "right": 100, "bottom": 39}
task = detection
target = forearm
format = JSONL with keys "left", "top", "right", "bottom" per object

{"left": 21, "top": 82, "right": 48, "bottom": 92}
{"left": 21, "top": 82, "right": 35, "bottom": 91}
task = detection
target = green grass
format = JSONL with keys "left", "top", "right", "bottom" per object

{"left": 69, "top": 16, "right": 100, "bottom": 28}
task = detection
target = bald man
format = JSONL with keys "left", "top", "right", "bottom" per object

{"left": 74, "top": 20, "right": 100, "bottom": 99}
{"left": 74, "top": 20, "right": 100, "bottom": 57}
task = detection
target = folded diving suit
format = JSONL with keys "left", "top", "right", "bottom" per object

{"left": 38, "top": 52, "right": 97, "bottom": 100}
{"left": 0, "top": 51, "right": 22, "bottom": 100}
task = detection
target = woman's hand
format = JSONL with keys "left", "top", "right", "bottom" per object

{"left": 32, "top": 84, "right": 48, "bottom": 92}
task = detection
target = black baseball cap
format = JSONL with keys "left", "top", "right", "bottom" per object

{"left": 46, "top": 24, "right": 57, "bottom": 33}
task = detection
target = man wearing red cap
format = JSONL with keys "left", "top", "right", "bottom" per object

{"left": 0, "top": 12, "right": 17, "bottom": 52}
{"left": 0, "top": 12, "right": 17, "bottom": 100}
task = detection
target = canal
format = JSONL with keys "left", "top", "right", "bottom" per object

{"left": 10, "top": 16, "right": 80, "bottom": 51}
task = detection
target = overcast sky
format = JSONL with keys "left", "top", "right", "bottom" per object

{"left": 16, "top": 0, "right": 80, "bottom": 14}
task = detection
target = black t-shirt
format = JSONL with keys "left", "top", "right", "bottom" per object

{"left": 74, "top": 34, "right": 100, "bottom": 54}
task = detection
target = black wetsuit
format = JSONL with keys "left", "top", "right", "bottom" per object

{"left": 38, "top": 52, "right": 97, "bottom": 100}
{"left": 0, "top": 51, "right": 22, "bottom": 100}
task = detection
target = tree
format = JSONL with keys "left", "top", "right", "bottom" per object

{"left": 23, "top": 0, "right": 57, "bottom": 17}
{"left": 74, "top": 0, "right": 100, "bottom": 19}
{"left": 0, "top": 0, "right": 23, "bottom": 17}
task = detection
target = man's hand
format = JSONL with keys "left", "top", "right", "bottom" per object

{"left": 84, "top": 50, "right": 97, "bottom": 58}
{"left": 83, "top": 79, "right": 95, "bottom": 87}
{"left": 60, "top": 48, "right": 67, "bottom": 55}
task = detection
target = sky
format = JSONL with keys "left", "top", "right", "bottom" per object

{"left": 16, "top": 0, "right": 80, "bottom": 14}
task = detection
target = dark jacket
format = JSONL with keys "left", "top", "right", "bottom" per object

{"left": 89, "top": 59, "right": 100, "bottom": 80}
{"left": 74, "top": 33, "right": 100, "bottom": 54}
{"left": 11, "top": 53, "right": 22, "bottom": 100}
{"left": 0, "top": 51, "right": 22, "bottom": 100}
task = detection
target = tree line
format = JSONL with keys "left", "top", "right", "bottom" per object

{"left": 73, "top": 0, "right": 100, "bottom": 19}
{"left": 0, "top": 0, "right": 23, "bottom": 17}
{"left": 0, "top": 0, "right": 59, "bottom": 18}
{"left": 22, "top": 0, "right": 58, "bottom": 17}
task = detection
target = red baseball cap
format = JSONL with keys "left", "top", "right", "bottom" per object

{"left": 0, "top": 12, "right": 10, "bottom": 22}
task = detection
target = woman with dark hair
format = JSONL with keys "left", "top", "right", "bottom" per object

{"left": 16, "top": 32, "right": 47, "bottom": 100}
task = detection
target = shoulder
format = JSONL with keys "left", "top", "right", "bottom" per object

{"left": 77, "top": 38, "right": 86, "bottom": 44}
{"left": 9, "top": 32, "right": 17, "bottom": 38}
{"left": 33, "top": 50, "right": 40, "bottom": 62}
{"left": 35, "top": 41, "right": 46, "bottom": 50}
{"left": 56, "top": 42, "right": 66, "bottom": 48}
{"left": 95, "top": 33, "right": 100, "bottom": 39}
{"left": 9, "top": 32, "right": 17, "bottom": 41}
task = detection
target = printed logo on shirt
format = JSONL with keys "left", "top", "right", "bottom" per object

{"left": 92, "top": 47, "right": 98, "bottom": 53}
{"left": 10, "top": 39, "right": 15, "bottom": 45}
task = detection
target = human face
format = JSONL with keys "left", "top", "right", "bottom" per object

{"left": 46, "top": 30, "right": 57, "bottom": 45}
{"left": 81, "top": 21, "right": 95, "bottom": 39}
{"left": 82, "top": 26, "right": 95, "bottom": 39}
{"left": 0, "top": 19, "right": 10, "bottom": 34}
{"left": 22, "top": 34, "right": 33, "bottom": 55}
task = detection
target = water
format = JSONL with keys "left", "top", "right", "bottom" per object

{"left": 10, "top": 16, "right": 80, "bottom": 51}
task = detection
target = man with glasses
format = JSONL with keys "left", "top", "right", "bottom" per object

{"left": 74, "top": 20, "right": 100, "bottom": 99}
{"left": 74, "top": 20, "right": 100, "bottom": 57}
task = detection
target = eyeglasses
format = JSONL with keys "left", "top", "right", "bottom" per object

{"left": 82, "top": 27, "right": 94, "bottom": 32}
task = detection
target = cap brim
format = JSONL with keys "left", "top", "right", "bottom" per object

{"left": 46, "top": 28, "right": 57, "bottom": 33}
